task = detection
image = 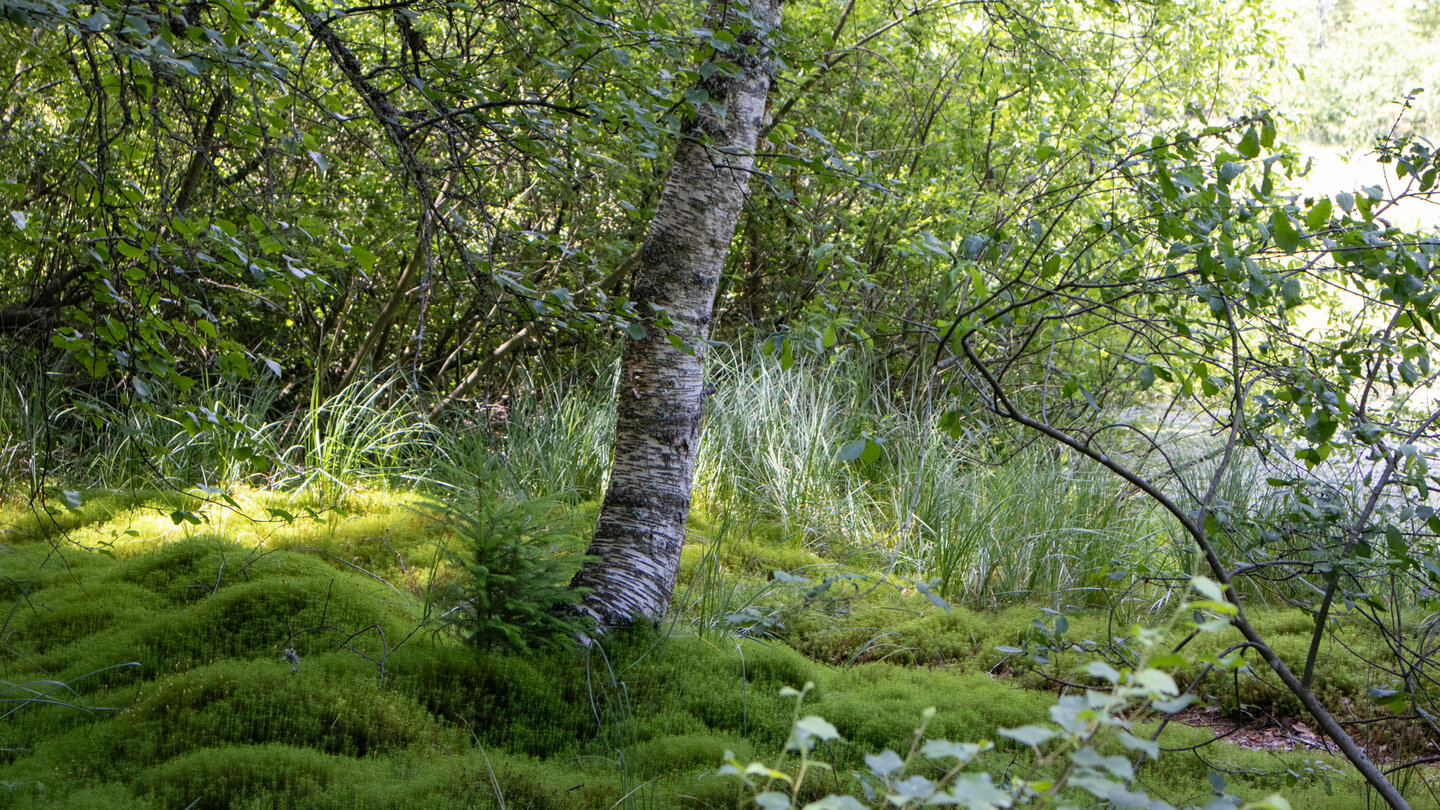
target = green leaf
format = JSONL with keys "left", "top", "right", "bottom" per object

{"left": 885, "top": 775, "right": 937, "bottom": 804}
{"left": 998, "top": 725, "right": 1056, "bottom": 748}
{"left": 1157, "top": 167, "right": 1179, "bottom": 199}
{"left": 914, "top": 580, "right": 951, "bottom": 612}
{"left": 1237, "top": 126, "right": 1261, "bottom": 159}
{"left": 667, "top": 333, "right": 695, "bottom": 356}
{"left": 170, "top": 509, "right": 204, "bottom": 526}
{"left": 1191, "top": 576, "right": 1226, "bottom": 603}
{"left": 1281, "top": 277, "right": 1303, "bottom": 308}
{"left": 961, "top": 234, "right": 988, "bottom": 260}
{"left": 800, "top": 797, "right": 866, "bottom": 810}
{"left": 945, "top": 773, "right": 1012, "bottom": 807}
{"left": 1085, "top": 661, "right": 1121, "bottom": 684}
{"left": 755, "top": 792, "right": 793, "bottom": 810}
{"left": 1132, "top": 668, "right": 1179, "bottom": 696}
{"left": 792, "top": 715, "right": 841, "bottom": 745}
{"left": 1357, "top": 192, "right": 1374, "bottom": 221}
{"left": 789, "top": 709, "right": 840, "bottom": 749}
{"left": 352, "top": 246, "right": 377, "bottom": 269}
{"left": 1386, "top": 524, "right": 1407, "bottom": 557}
{"left": 1118, "top": 731, "right": 1159, "bottom": 759}
{"left": 625, "top": 322, "right": 647, "bottom": 340}
{"left": 839, "top": 438, "right": 881, "bottom": 464}
{"left": 266, "top": 507, "right": 296, "bottom": 523}
{"left": 920, "top": 739, "right": 984, "bottom": 763}
{"left": 864, "top": 749, "right": 904, "bottom": 777}
{"left": 938, "top": 409, "right": 965, "bottom": 440}
{"left": 1071, "top": 747, "right": 1134, "bottom": 781}
{"left": 1271, "top": 211, "right": 1301, "bottom": 253}
{"left": 1152, "top": 693, "right": 1196, "bottom": 713}
{"left": 1306, "top": 197, "right": 1333, "bottom": 230}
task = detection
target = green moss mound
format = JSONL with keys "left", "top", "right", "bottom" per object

{"left": 1, "top": 495, "right": 1431, "bottom": 809}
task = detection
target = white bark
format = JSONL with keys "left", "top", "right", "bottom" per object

{"left": 572, "top": 0, "right": 784, "bottom": 626}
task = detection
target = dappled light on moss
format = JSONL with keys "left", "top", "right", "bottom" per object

{"left": 1, "top": 493, "right": 1429, "bottom": 809}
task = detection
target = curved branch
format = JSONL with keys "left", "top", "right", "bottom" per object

{"left": 957, "top": 331, "right": 1411, "bottom": 810}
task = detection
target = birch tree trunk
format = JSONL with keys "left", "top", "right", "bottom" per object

{"left": 571, "top": 0, "right": 784, "bottom": 626}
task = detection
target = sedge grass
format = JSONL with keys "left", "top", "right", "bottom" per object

{"left": 8, "top": 348, "right": 1194, "bottom": 612}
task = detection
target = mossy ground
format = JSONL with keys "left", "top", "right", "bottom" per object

{"left": 0, "top": 491, "right": 1432, "bottom": 808}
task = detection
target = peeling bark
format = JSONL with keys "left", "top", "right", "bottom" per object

{"left": 572, "top": 0, "right": 784, "bottom": 626}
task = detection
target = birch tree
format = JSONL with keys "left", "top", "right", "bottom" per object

{"left": 571, "top": 0, "right": 785, "bottom": 626}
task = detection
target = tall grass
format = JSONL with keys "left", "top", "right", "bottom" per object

{"left": 0, "top": 369, "right": 288, "bottom": 494}
{"left": 277, "top": 372, "right": 442, "bottom": 498}
{"left": 695, "top": 346, "right": 894, "bottom": 552}
{"left": 0, "top": 370, "right": 447, "bottom": 501}
{"left": 463, "top": 361, "right": 618, "bottom": 502}
{"left": 690, "top": 346, "right": 1186, "bottom": 609}
{"left": 6, "top": 347, "right": 1195, "bottom": 610}
{"left": 0, "top": 360, "right": 61, "bottom": 499}
{"left": 896, "top": 446, "right": 1176, "bottom": 609}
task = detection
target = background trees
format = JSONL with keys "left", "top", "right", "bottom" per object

{"left": 0, "top": 0, "right": 1280, "bottom": 458}
{"left": 4, "top": 1, "right": 1440, "bottom": 805}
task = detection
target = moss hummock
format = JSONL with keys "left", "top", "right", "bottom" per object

{"left": 0, "top": 492, "right": 1426, "bottom": 808}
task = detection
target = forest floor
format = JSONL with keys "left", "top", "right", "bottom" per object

{"left": 0, "top": 488, "right": 1435, "bottom": 809}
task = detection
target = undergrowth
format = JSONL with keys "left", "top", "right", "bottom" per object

{"left": 0, "top": 350, "right": 1433, "bottom": 807}
{"left": 2, "top": 349, "right": 1198, "bottom": 611}
{"left": 0, "top": 494, "right": 1424, "bottom": 809}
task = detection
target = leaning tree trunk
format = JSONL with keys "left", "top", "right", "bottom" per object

{"left": 571, "top": 0, "right": 784, "bottom": 626}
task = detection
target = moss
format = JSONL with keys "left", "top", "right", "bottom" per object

{"left": 119, "top": 535, "right": 238, "bottom": 604}
{"left": 6, "top": 581, "right": 163, "bottom": 653}
{"left": 389, "top": 644, "right": 596, "bottom": 756}
{"left": 136, "top": 660, "right": 447, "bottom": 757}
{"left": 0, "top": 783, "right": 157, "bottom": 810}
{"left": 5, "top": 492, "right": 1435, "bottom": 810}
{"left": 815, "top": 666, "right": 1051, "bottom": 756}
{"left": 0, "top": 489, "right": 194, "bottom": 544}
{"left": 1171, "top": 608, "right": 1401, "bottom": 718}
{"left": 678, "top": 514, "right": 828, "bottom": 582}
{"left": 630, "top": 731, "right": 753, "bottom": 777}
{"left": 137, "top": 744, "right": 341, "bottom": 809}
{"left": 7, "top": 543, "right": 417, "bottom": 689}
